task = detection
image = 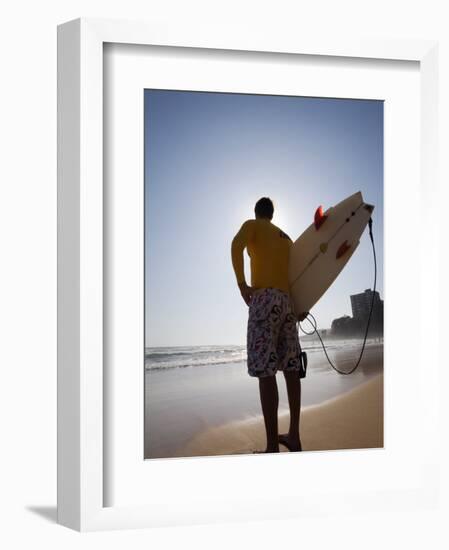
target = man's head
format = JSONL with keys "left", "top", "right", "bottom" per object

{"left": 254, "top": 197, "right": 274, "bottom": 220}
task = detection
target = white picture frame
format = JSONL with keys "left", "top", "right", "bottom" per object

{"left": 57, "top": 17, "right": 439, "bottom": 531}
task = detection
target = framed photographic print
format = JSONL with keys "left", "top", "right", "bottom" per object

{"left": 58, "top": 18, "right": 440, "bottom": 531}
{"left": 143, "top": 89, "right": 384, "bottom": 461}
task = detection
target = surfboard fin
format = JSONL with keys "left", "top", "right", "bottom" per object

{"left": 336, "top": 240, "right": 351, "bottom": 259}
{"left": 314, "top": 206, "right": 328, "bottom": 230}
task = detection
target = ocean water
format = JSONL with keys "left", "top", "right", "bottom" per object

{"left": 145, "top": 338, "right": 383, "bottom": 372}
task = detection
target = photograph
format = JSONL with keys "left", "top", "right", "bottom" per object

{"left": 144, "top": 89, "right": 384, "bottom": 459}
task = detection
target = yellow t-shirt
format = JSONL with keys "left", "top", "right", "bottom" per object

{"left": 231, "top": 218, "right": 292, "bottom": 293}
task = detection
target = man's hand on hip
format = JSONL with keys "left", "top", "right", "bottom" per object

{"left": 238, "top": 282, "right": 254, "bottom": 306}
{"left": 298, "top": 311, "right": 309, "bottom": 322}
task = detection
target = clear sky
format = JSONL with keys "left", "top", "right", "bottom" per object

{"left": 144, "top": 90, "right": 383, "bottom": 347}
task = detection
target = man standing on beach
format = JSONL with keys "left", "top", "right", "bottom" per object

{"left": 231, "top": 197, "right": 305, "bottom": 453}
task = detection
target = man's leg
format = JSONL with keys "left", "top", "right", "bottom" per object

{"left": 279, "top": 371, "right": 302, "bottom": 451}
{"left": 258, "top": 375, "right": 279, "bottom": 453}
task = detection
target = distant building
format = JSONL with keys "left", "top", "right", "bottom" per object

{"left": 331, "top": 315, "right": 359, "bottom": 337}
{"left": 350, "top": 289, "right": 383, "bottom": 321}
{"left": 330, "top": 289, "right": 384, "bottom": 338}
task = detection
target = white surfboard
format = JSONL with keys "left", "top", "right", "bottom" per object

{"left": 289, "top": 191, "right": 374, "bottom": 317}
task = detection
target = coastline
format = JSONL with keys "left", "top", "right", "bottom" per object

{"left": 173, "top": 374, "right": 384, "bottom": 458}
{"left": 145, "top": 343, "right": 384, "bottom": 459}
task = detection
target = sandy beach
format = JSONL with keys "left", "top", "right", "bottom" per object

{"left": 175, "top": 374, "right": 383, "bottom": 457}
{"left": 145, "top": 341, "right": 383, "bottom": 459}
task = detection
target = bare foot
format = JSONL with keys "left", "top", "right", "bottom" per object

{"left": 278, "top": 433, "right": 302, "bottom": 452}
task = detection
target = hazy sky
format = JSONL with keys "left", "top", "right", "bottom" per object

{"left": 144, "top": 90, "right": 383, "bottom": 347}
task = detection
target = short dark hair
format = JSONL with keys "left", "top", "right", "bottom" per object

{"left": 255, "top": 197, "right": 274, "bottom": 219}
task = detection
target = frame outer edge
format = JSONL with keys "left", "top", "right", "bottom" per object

{"left": 79, "top": 18, "right": 105, "bottom": 531}
{"left": 57, "top": 18, "right": 81, "bottom": 531}
{"left": 83, "top": 17, "right": 435, "bottom": 62}
{"left": 419, "top": 43, "right": 440, "bottom": 495}
{"left": 57, "top": 16, "right": 441, "bottom": 531}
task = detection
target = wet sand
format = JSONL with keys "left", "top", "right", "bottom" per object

{"left": 174, "top": 374, "right": 383, "bottom": 457}
{"left": 145, "top": 342, "right": 383, "bottom": 459}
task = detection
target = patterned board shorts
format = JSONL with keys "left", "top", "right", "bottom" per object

{"left": 247, "top": 287, "right": 302, "bottom": 378}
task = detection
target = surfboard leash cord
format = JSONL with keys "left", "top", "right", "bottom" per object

{"left": 298, "top": 217, "right": 377, "bottom": 375}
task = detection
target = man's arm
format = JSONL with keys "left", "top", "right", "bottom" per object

{"left": 231, "top": 220, "right": 255, "bottom": 305}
